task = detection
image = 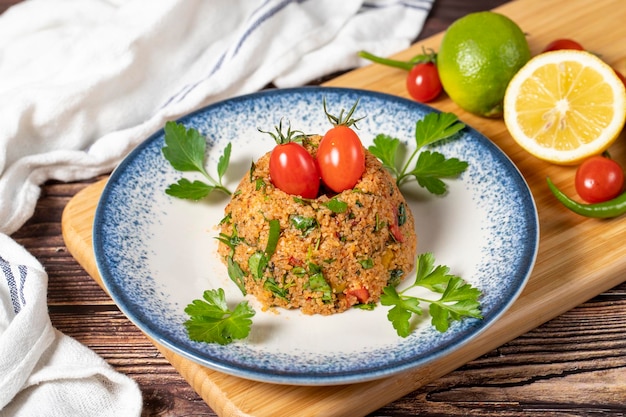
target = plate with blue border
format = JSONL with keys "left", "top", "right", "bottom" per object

{"left": 93, "top": 87, "right": 539, "bottom": 385}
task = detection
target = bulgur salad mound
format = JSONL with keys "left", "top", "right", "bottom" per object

{"left": 218, "top": 134, "right": 417, "bottom": 315}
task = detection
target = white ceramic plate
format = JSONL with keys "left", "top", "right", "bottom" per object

{"left": 93, "top": 87, "right": 539, "bottom": 386}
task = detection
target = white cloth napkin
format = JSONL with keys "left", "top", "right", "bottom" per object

{"left": 0, "top": 234, "right": 143, "bottom": 416}
{"left": 0, "top": 0, "right": 432, "bottom": 414}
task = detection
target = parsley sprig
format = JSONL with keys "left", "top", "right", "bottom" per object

{"left": 184, "top": 288, "right": 255, "bottom": 345}
{"left": 381, "top": 252, "right": 483, "bottom": 336}
{"left": 162, "top": 121, "right": 232, "bottom": 199}
{"left": 368, "top": 112, "right": 468, "bottom": 195}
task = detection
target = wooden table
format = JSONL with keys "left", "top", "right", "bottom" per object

{"left": 4, "top": 0, "right": 626, "bottom": 416}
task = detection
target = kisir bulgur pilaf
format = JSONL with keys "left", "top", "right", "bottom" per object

{"left": 217, "top": 134, "right": 417, "bottom": 315}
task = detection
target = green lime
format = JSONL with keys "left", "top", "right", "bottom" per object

{"left": 437, "top": 11, "right": 531, "bottom": 118}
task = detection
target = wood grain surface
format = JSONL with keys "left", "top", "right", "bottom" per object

{"left": 6, "top": 0, "right": 626, "bottom": 416}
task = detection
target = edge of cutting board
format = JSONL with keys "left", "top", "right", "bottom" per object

{"left": 62, "top": 0, "right": 626, "bottom": 415}
{"left": 61, "top": 175, "right": 626, "bottom": 417}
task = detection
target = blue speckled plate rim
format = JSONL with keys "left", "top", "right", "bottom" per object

{"left": 93, "top": 86, "right": 539, "bottom": 385}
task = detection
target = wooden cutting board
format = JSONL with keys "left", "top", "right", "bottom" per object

{"left": 61, "top": 0, "right": 626, "bottom": 415}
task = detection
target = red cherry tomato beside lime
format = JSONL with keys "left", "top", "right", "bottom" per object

{"left": 406, "top": 62, "right": 442, "bottom": 103}
{"left": 358, "top": 49, "right": 441, "bottom": 103}
{"left": 269, "top": 142, "right": 320, "bottom": 199}
{"left": 317, "top": 125, "right": 365, "bottom": 193}
{"left": 575, "top": 155, "right": 624, "bottom": 203}
{"left": 542, "top": 38, "right": 584, "bottom": 52}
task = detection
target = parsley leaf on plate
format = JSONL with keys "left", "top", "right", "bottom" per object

{"left": 411, "top": 150, "right": 469, "bottom": 195}
{"left": 368, "top": 134, "right": 402, "bottom": 177}
{"left": 165, "top": 178, "right": 214, "bottom": 200}
{"left": 381, "top": 252, "right": 483, "bottom": 336}
{"left": 368, "top": 112, "right": 468, "bottom": 195}
{"left": 162, "top": 121, "right": 232, "bottom": 199}
{"left": 184, "top": 288, "right": 255, "bottom": 345}
{"left": 415, "top": 112, "right": 465, "bottom": 148}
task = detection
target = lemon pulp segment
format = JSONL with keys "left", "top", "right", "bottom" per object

{"left": 516, "top": 61, "right": 618, "bottom": 150}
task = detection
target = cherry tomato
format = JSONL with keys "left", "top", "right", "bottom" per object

{"left": 575, "top": 155, "right": 624, "bottom": 203}
{"left": 406, "top": 62, "right": 442, "bottom": 103}
{"left": 542, "top": 38, "right": 584, "bottom": 52}
{"left": 269, "top": 142, "right": 319, "bottom": 198}
{"left": 317, "top": 125, "right": 365, "bottom": 193}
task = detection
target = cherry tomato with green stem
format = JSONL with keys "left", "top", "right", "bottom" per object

{"left": 542, "top": 38, "right": 584, "bottom": 52}
{"left": 359, "top": 49, "right": 442, "bottom": 103}
{"left": 317, "top": 99, "right": 366, "bottom": 193}
{"left": 406, "top": 62, "right": 442, "bottom": 103}
{"left": 262, "top": 120, "right": 320, "bottom": 199}
{"left": 575, "top": 154, "right": 624, "bottom": 203}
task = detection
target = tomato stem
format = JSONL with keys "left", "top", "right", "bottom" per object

{"left": 258, "top": 118, "right": 305, "bottom": 145}
{"left": 358, "top": 51, "right": 414, "bottom": 71}
{"left": 358, "top": 47, "right": 437, "bottom": 72}
{"left": 322, "top": 98, "right": 365, "bottom": 128}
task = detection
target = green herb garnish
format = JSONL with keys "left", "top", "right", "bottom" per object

{"left": 248, "top": 252, "right": 267, "bottom": 280}
{"left": 290, "top": 215, "right": 318, "bottom": 235}
{"left": 358, "top": 258, "right": 374, "bottom": 269}
{"left": 184, "top": 288, "right": 255, "bottom": 345}
{"left": 265, "top": 219, "right": 280, "bottom": 257}
{"left": 388, "top": 269, "right": 404, "bottom": 287}
{"left": 354, "top": 303, "right": 377, "bottom": 311}
{"left": 306, "top": 262, "right": 332, "bottom": 302}
{"left": 162, "top": 121, "right": 232, "bottom": 199}
{"left": 226, "top": 257, "right": 246, "bottom": 294}
{"left": 323, "top": 197, "right": 348, "bottom": 213}
{"left": 215, "top": 224, "right": 241, "bottom": 252}
{"left": 248, "top": 218, "right": 280, "bottom": 280}
{"left": 381, "top": 252, "right": 483, "bottom": 336}
{"left": 368, "top": 112, "right": 467, "bottom": 195}
{"left": 264, "top": 277, "right": 289, "bottom": 300}
{"left": 215, "top": 225, "right": 246, "bottom": 293}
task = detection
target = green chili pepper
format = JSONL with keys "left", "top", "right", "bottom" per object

{"left": 546, "top": 177, "right": 626, "bottom": 218}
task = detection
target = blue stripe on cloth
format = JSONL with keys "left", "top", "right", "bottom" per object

{"left": 18, "top": 264, "right": 27, "bottom": 307}
{"left": 0, "top": 255, "right": 22, "bottom": 314}
{"left": 362, "top": 0, "right": 433, "bottom": 12}
{"left": 159, "top": 0, "right": 307, "bottom": 110}
{"left": 232, "top": 0, "right": 301, "bottom": 56}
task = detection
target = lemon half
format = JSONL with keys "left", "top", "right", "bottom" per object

{"left": 504, "top": 50, "right": 626, "bottom": 165}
